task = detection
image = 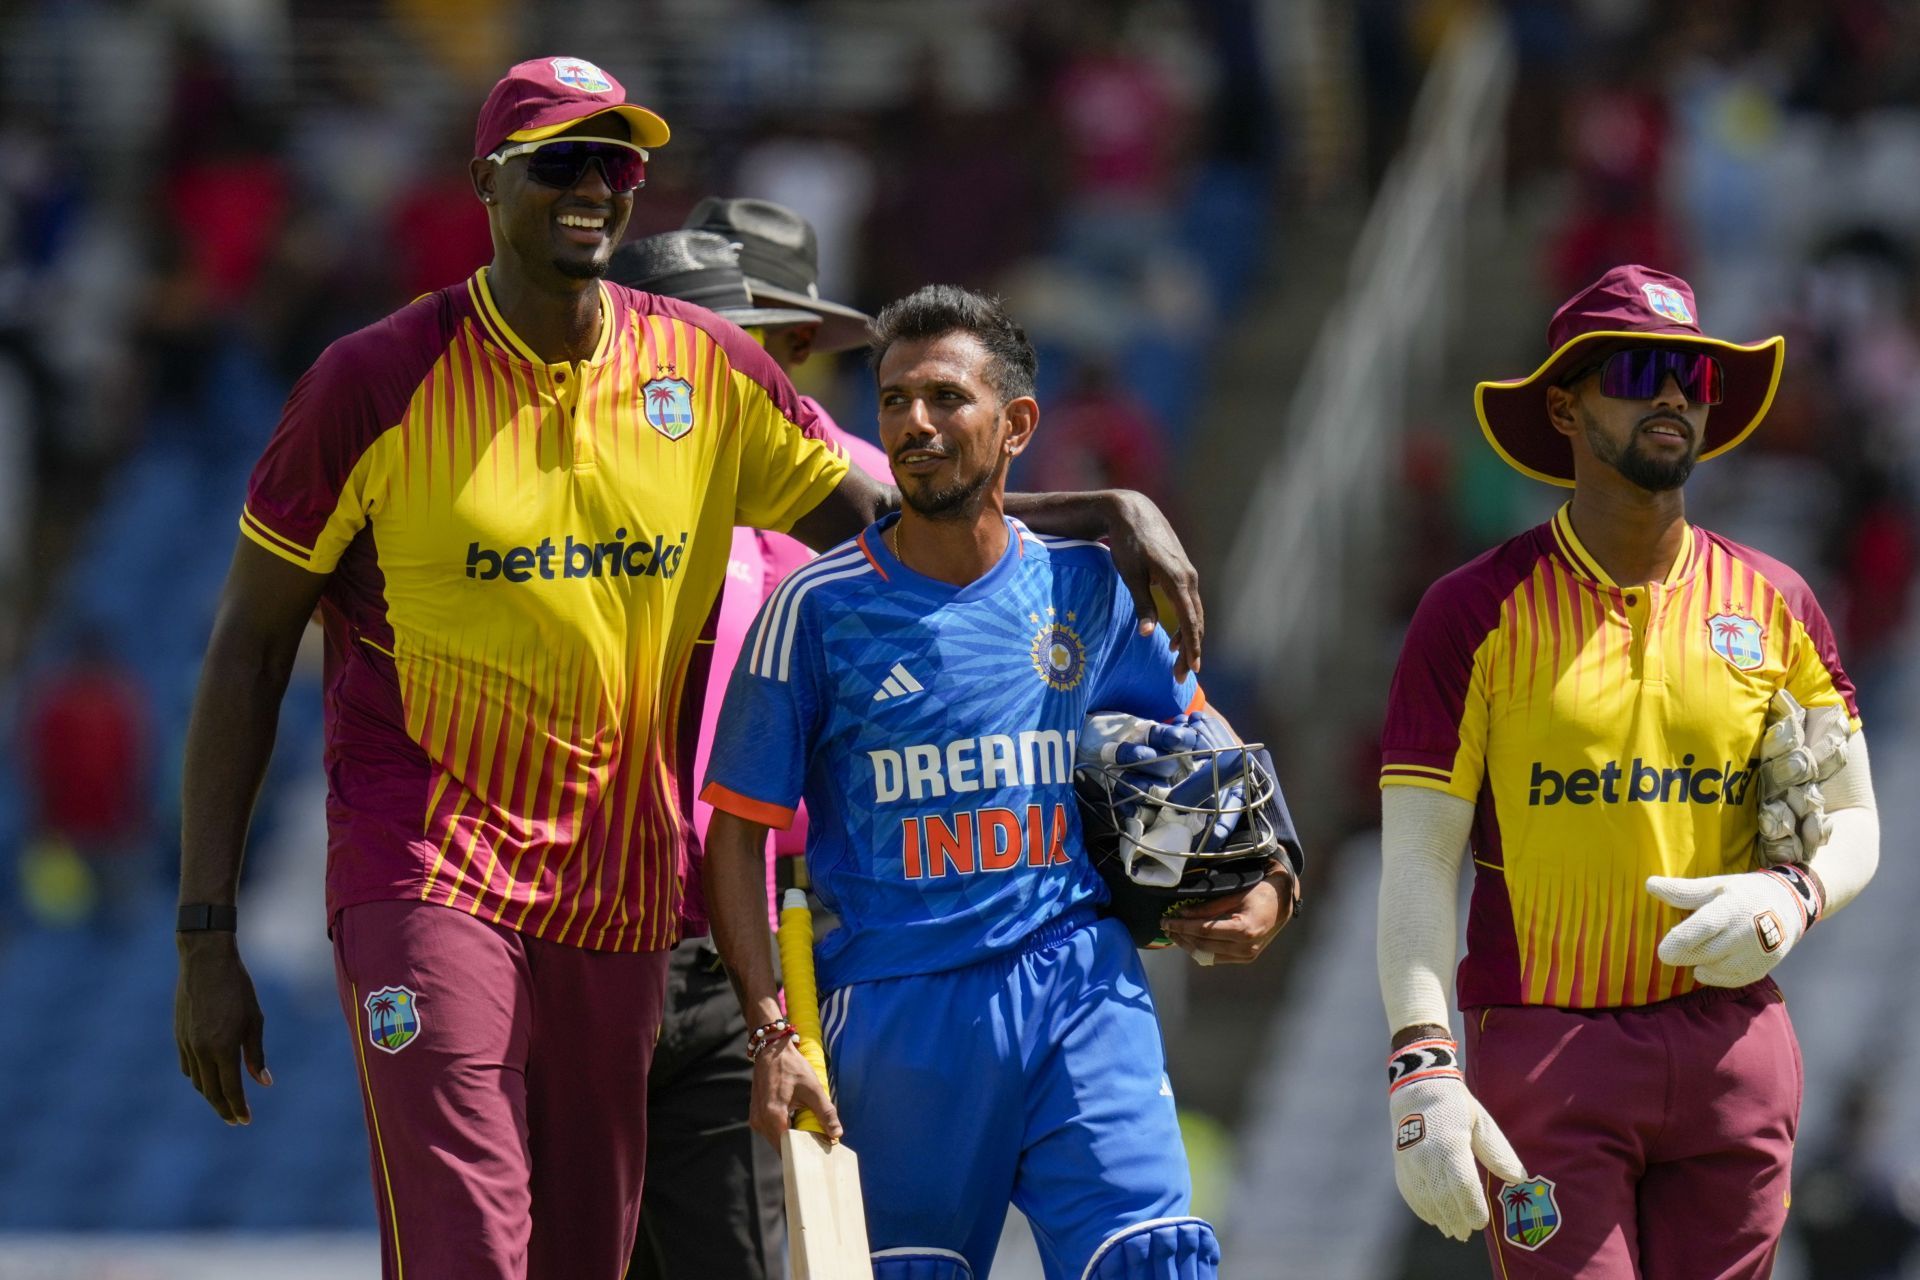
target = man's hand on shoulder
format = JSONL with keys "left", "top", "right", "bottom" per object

{"left": 1102, "top": 489, "right": 1203, "bottom": 679}
{"left": 1003, "top": 489, "right": 1204, "bottom": 677}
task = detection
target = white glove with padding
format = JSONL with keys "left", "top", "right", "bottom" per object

{"left": 1645, "top": 864, "right": 1825, "bottom": 987}
{"left": 1755, "top": 691, "right": 1848, "bottom": 866}
{"left": 1387, "top": 1037, "right": 1529, "bottom": 1241}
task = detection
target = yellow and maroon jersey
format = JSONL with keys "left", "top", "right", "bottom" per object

{"left": 241, "top": 268, "right": 850, "bottom": 951}
{"left": 1381, "top": 504, "right": 1859, "bottom": 1009}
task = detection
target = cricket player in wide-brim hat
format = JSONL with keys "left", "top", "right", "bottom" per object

{"left": 1376, "top": 264, "right": 1878, "bottom": 1277}
{"left": 1474, "top": 264, "right": 1784, "bottom": 485}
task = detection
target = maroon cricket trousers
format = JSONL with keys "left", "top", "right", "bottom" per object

{"left": 1466, "top": 979, "right": 1801, "bottom": 1279}
{"left": 332, "top": 897, "right": 671, "bottom": 1279}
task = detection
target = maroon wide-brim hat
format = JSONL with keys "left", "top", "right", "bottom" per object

{"left": 1475, "top": 265, "right": 1785, "bottom": 486}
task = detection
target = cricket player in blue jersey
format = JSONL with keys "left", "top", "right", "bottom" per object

{"left": 700, "top": 286, "right": 1304, "bottom": 1280}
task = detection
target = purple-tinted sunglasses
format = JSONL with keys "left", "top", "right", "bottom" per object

{"left": 490, "top": 138, "right": 648, "bottom": 193}
{"left": 1564, "top": 347, "right": 1724, "bottom": 404}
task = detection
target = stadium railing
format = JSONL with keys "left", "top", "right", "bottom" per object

{"left": 1217, "top": 9, "right": 1513, "bottom": 701}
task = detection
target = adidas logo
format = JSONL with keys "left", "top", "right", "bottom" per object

{"left": 872, "top": 663, "right": 925, "bottom": 702}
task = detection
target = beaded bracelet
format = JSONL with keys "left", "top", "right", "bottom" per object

{"left": 747, "top": 1017, "right": 798, "bottom": 1062}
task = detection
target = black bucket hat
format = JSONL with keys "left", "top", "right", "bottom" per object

{"left": 683, "top": 197, "right": 873, "bottom": 353}
{"left": 608, "top": 230, "right": 822, "bottom": 328}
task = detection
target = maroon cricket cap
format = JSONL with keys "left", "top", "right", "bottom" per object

{"left": 473, "top": 56, "right": 670, "bottom": 160}
{"left": 1474, "top": 265, "right": 1785, "bottom": 486}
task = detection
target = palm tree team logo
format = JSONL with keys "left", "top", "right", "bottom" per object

{"left": 1500, "top": 1177, "right": 1561, "bottom": 1250}
{"left": 364, "top": 985, "right": 422, "bottom": 1055}
{"left": 642, "top": 368, "right": 696, "bottom": 441}
{"left": 1706, "top": 611, "right": 1765, "bottom": 671}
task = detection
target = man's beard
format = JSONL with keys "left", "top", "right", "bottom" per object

{"left": 1584, "top": 409, "right": 1698, "bottom": 492}
{"left": 900, "top": 452, "right": 1007, "bottom": 519}
{"left": 555, "top": 255, "right": 610, "bottom": 281}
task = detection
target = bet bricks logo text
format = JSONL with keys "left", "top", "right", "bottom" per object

{"left": 1528, "top": 755, "right": 1760, "bottom": 807}
{"left": 466, "top": 529, "right": 688, "bottom": 583}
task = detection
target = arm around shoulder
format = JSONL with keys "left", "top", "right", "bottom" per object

{"left": 788, "top": 461, "right": 892, "bottom": 552}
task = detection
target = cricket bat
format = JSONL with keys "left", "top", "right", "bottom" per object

{"left": 778, "top": 888, "right": 873, "bottom": 1279}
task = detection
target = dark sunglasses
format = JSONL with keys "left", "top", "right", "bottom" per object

{"left": 490, "top": 139, "right": 648, "bottom": 193}
{"left": 1563, "top": 347, "right": 1724, "bottom": 404}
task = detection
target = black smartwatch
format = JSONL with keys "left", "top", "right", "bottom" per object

{"left": 176, "top": 903, "right": 238, "bottom": 933}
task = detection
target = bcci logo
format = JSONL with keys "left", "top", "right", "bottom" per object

{"left": 1030, "top": 612, "right": 1086, "bottom": 691}
{"left": 364, "top": 985, "right": 421, "bottom": 1055}
{"left": 1641, "top": 282, "right": 1695, "bottom": 326}
{"left": 1706, "top": 611, "right": 1765, "bottom": 672}
{"left": 1500, "top": 1177, "right": 1561, "bottom": 1251}
{"left": 642, "top": 373, "right": 695, "bottom": 441}
{"left": 549, "top": 58, "right": 613, "bottom": 93}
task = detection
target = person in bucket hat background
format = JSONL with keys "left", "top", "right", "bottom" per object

{"left": 1376, "top": 265, "right": 1880, "bottom": 1276}
{"left": 172, "top": 53, "right": 1209, "bottom": 1280}
{"left": 685, "top": 196, "right": 876, "bottom": 368}
{"left": 608, "top": 228, "right": 887, "bottom": 1280}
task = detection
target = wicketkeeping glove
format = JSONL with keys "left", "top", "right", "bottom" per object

{"left": 1645, "top": 863, "right": 1825, "bottom": 987}
{"left": 1755, "top": 690, "right": 1848, "bottom": 866}
{"left": 1387, "top": 1038, "right": 1529, "bottom": 1241}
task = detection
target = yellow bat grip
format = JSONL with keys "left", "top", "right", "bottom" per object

{"left": 778, "top": 888, "right": 830, "bottom": 1135}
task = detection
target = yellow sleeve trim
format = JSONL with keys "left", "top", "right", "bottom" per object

{"left": 238, "top": 509, "right": 319, "bottom": 570}
{"left": 1379, "top": 771, "right": 1463, "bottom": 796}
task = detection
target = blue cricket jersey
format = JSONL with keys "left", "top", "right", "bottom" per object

{"left": 701, "top": 514, "right": 1200, "bottom": 989}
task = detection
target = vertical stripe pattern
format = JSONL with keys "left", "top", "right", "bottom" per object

{"left": 245, "top": 270, "right": 847, "bottom": 953}
{"left": 1383, "top": 506, "right": 1857, "bottom": 1009}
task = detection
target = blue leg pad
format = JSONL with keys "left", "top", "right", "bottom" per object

{"left": 871, "top": 1246, "right": 974, "bottom": 1280}
{"left": 1082, "top": 1217, "right": 1220, "bottom": 1280}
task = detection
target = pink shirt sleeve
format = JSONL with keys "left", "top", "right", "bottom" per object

{"left": 690, "top": 397, "right": 888, "bottom": 924}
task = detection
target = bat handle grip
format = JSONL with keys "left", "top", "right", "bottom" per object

{"left": 778, "top": 888, "right": 831, "bottom": 1135}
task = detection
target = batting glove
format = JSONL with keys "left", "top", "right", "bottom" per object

{"left": 1078, "top": 712, "right": 1202, "bottom": 779}
{"left": 1646, "top": 864, "right": 1825, "bottom": 987}
{"left": 1387, "top": 1038, "right": 1529, "bottom": 1241}
{"left": 1755, "top": 691, "right": 1848, "bottom": 866}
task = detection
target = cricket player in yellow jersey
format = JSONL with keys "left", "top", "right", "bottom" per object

{"left": 1378, "top": 265, "right": 1880, "bottom": 1278}
{"left": 169, "top": 57, "right": 1206, "bottom": 1280}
